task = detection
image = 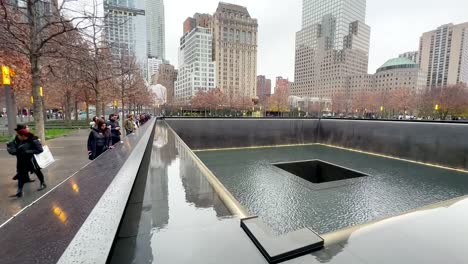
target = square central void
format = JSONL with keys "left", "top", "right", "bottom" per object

{"left": 273, "top": 160, "right": 368, "bottom": 184}
{"left": 196, "top": 145, "right": 468, "bottom": 235}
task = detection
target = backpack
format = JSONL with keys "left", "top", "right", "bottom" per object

{"left": 6, "top": 140, "right": 17, "bottom": 155}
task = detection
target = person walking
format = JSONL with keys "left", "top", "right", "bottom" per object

{"left": 87, "top": 119, "right": 113, "bottom": 160}
{"left": 7, "top": 124, "right": 35, "bottom": 183}
{"left": 8, "top": 128, "right": 46, "bottom": 198}
{"left": 124, "top": 114, "right": 135, "bottom": 136}
{"left": 107, "top": 114, "right": 121, "bottom": 145}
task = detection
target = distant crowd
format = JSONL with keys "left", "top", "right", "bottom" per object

{"left": 87, "top": 113, "right": 151, "bottom": 160}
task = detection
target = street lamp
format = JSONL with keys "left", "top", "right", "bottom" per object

{"left": 1, "top": 65, "right": 16, "bottom": 135}
{"left": 434, "top": 104, "right": 440, "bottom": 119}
{"left": 1, "top": 65, "right": 11, "bottom": 85}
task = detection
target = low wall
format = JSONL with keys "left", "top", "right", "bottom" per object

{"left": 165, "top": 118, "right": 468, "bottom": 169}
{"left": 165, "top": 119, "right": 319, "bottom": 149}
{"left": 318, "top": 119, "right": 468, "bottom": 169}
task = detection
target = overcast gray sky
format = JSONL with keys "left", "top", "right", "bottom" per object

{"left": 165, "top": 0, "right": 468, "bottom": 82}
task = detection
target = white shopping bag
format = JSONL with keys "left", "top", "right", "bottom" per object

{"left": 34, "top": 146, "right": 55, "bottom": 169}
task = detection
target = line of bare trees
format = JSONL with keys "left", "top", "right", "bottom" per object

{"left": 332, "top": 85, "right": 468, "bottom": 119}
{"left": 172, "top": 83, "right": 468, "bottom": 120}
{"left": 173, "top": 85, "right": 291, "bottom": 116}
{"left": 0, "top": 0, "right": 156, "bottom": 142}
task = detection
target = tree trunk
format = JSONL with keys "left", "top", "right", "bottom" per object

{"left": 19, "top": 107, "right": 24, "bottom": 122}
{"left": 31, "top": 55, "right": 45, "bottom": 143}
{"left": 95, "top": 87, "right": 102, "bottom": 118}
{"left": 85, "top": 92, "right": 90, "bottom": 121}
{"left": 65, "top": 92, "right": 72, "bottom": 127}
{"left": 121, "top": 81, "right": 125, "bottom": 117}
{"left": 74, "top": 99, "right": 79, "bottom": 121}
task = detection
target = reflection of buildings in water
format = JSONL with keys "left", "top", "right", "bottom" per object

{"left": 175, "top": 137, "right": 231, "bottom": 217}
{"left": 153, "top": 124, "right": 168, "bottom": 149}
{"left": 151, "top": 124, "right": 177, "bottom": 169}
{"left": 149, "top": 124, "right": 178, "bottom": 230}
{"left": 176, "top": 140, "right": 212, "bottom": 196}
{"left": 134, "top": 124, "right": 179, "bottom": 263}
{"left": 130, "top": 125, "right": 173, "bottom": 263}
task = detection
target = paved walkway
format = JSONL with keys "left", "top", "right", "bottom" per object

{"left": 0, "top": 129, "right": 90, "bottom": 224}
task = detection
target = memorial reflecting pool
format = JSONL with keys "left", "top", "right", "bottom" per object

{"left": 196, "top": 145, "right": 468, "bottom": 234}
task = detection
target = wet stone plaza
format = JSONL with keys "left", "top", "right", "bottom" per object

{"left": 196, "top": 144, "right": 468, "bottom": 234}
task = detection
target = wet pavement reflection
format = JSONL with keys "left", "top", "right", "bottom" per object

{"left": 0, "top": 130, "right": 90, "bottom": 224}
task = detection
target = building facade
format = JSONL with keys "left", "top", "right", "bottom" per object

{"left": 104, "top": 0, "right": 147, "bottom": 71}
{"left": 152, "top": 63, "right": 178, "bottom": 104}
{"left": 256, "top": 75, "right": 271, "bottom": 103}
{"left": 419, "top": 22, "right": 468, "bottom": 87}
{"left": 275, "top": 76, "right": 291, "bottom": 93}
{"left": 347, "top": 57, "right": 427, "bottom": 101}
{"left": 174, "top": 27, "right": 216, "bottom": 104}
{"left": 145, "top": 0, "right": 165, "bottom": 60}
{"left": 211, "top": 3, "right": 258, "bottom": 99}
{"left": 399, "top": 51, "right": 419, "bottom": 63}
{"left": 183, "top": 13, "right": 212, "bottom": 34}
{"left": 373, "top": 58, "right": 427, "bottom": 94}
{"left": 293, "top": 0, "right": 371, "bottom": 99}
{"left": 147, "top": 57, "right": 163, "bottom": 82}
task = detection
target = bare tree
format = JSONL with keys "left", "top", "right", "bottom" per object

{"left": 0, "top": 0, "right": 93, "bottom": 142}
{"left": 114, "top": 52, "right": 144, "bottom": 116}
{"left": 418, "top": 84, "right": 468, "bottom": 120}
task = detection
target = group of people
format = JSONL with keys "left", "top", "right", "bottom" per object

{"left": 87, "top": 113, "right": 151, "bottom": 160}
{"left": 6, "top": 124, "right": 47, "bottom": 198}
{"left": 4, "top": 113, "right": 151, "bottom": 198}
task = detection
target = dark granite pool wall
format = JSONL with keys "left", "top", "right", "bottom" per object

{"left": 165, "top": 119, "right": 320, "bottom": 149}
{"left": 165, "top": 118, "right": 468, "bottom": 169}
{"left": 318, "top": 119, "right": 468, "bottom": 169}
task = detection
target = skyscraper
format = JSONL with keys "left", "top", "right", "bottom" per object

{"left": 212, "top": 3, "right": 258, "bottom": 99}
{"left": 419, "top": 23, "right": 468, "bottom": 88}
{"left": 256, "top": 75, "right": 271, "bottom": 103}
{"left": 293, "top": 0, "right": 371, "bottom": 99}
{"left": 104, "top": 0, "right": 147, "bottom": 69}
{"left": 146, "top": 0, "right": 165, "bottom": 59}
{"left": 147, "top": 57, "right": 163, "bottom": 81}
{"left": 175, "top": 26, "right": 216, "bottom": 104}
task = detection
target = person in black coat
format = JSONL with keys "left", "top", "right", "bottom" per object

{"left": 7, "top": 124, "right": 35, "bottom": 182}
{"left": 87, "top": 119, "right": 113, "bottom": 160}
{"left": 106, "top": 114, "right": 121, "bottom": 145}
{"left": 8, "top": 128, "right": 46, "bottom": 198}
